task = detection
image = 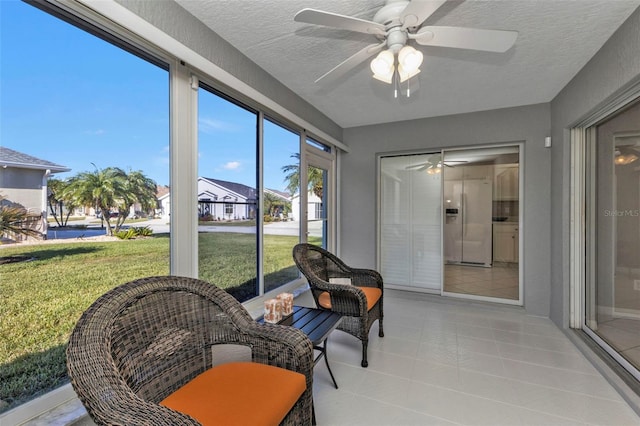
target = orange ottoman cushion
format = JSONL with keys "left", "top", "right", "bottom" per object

{"left": 160, "top": 362, "right": 306, "bottom": 426}
{"left": 318, "top": 286, "right": 382, "bottom": 311}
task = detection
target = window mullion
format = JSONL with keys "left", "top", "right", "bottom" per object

{"left": 170, "top": 63, "right": 199, "bottom": 277}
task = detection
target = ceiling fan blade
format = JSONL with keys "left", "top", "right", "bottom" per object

{"left": 295, "top": 8, "right": 386, "bottom": 36}
{"left": 315, "top": 42, "right": 385, "bottom": 84}
{"left": 413, "top": 26, "right": 518, "bottom": 52}
{"left": 401, "top": 0, "right": 448, "bottom": 29}
{"left": 406, "top": 163, "right": 426, "bottom": 169}
{"left": 407, "top": 164, "right": 429, "bottom": 171}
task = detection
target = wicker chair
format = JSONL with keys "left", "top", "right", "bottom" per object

{"left": 292, "top": 243, "right": 384, "bottom": 367}
{"left": 66, "top": 276, "right": 314, "bottom": 425}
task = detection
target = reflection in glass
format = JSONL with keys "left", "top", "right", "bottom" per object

{"left": 443, "top": 146, "right": 520, "bottom": 301}
{"left": 586, "top": 99, "right": 640, "bottom": 375}
{"left": 379, "top": 153, "right": 442, "bottom": 291}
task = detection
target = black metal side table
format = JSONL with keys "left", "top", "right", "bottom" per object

{"left": 260, "top": 305, "right": 342, "bottom": 389}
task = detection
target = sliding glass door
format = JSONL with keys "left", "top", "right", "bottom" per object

{"left": 584, "top": 98, "right": 640, "bottom": 379}
{"left": 378, "top": 146, "right": 522, "bottom": 304}
{"left": 379, "top": 153, "right": 442, "bottom": 292}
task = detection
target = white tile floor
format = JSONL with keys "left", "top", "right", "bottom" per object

{"left": 24, "top": 288, "right": 640, "bottom": 426}
{"left": 444, "top": 263, "right": 519, "bottom": 300}
{"left": 299, "top": 289, "right": 640, "bottom": 426}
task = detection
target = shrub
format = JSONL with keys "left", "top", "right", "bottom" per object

{"left": 115, "top": 228, "right": 137, "bottom": 240}
{"left": 133, "top": 226, "right": 153, "bottom": 236}
{"left": 200, "top": 214, "right": 214, "bottom": 222}
{"left": 115, "top": 226, "right": 152, "bottom": 240}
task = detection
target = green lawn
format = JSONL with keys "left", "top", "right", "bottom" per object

{"left": 0, "top": 232, "right": 309, "bottom": 413}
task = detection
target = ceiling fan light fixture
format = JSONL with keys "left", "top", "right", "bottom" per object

{"left": 398, "top": 45, "right": 423, "bottom": 73}
{"left": 398, "top": 64, "right": 421, "bottom": 83}
{"left": 614, "top": 150, "right": 639, "bottom": 165}
{"left": 373, "top": 71, "right": 394, "bottom": 84}
{"left": 370, "top": 50, "right": 395, "bottom": 81}
{"left": 426, "top": 165, "right": 441, "bottom": 175}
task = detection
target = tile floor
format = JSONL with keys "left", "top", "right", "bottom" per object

{"left": 596, "top": 317, "right": 640, "bottom": 372}
{"left": 444, "top": 263, "right": 519, "bottom": 300}
{"left": 24, "top": 288, "right": 640, "bottom": 426}
{"left": 298, "top": 289, "right": 640, "bottom": 426}
{"left": 594, "top": 270, "right": 640, "bottom": 371}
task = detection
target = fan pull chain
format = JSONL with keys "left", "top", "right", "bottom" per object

{"left": 394, "top": 69, "right": 399, "bottom": 99}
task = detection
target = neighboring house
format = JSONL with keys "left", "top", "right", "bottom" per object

{"left": 290, "top": 190, "right": 322, "bottom": 222}
{"left": 0, "top": 147, "right": 69, "bottom": 239}
{"left": 264, "top": 188, "right": 292, "bottom": 219}
{"left": 198, "top": 177, "right": 257, "bottom": 220}
{"left": 156, "top": 185, "right": 170, "bottom": 218}
{"left": 160, "top": 179, "right": 293, "bottom": 221}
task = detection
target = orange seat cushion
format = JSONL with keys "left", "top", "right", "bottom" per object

{"left": 160, "top": 362, "right": 306, "bottom": 426}
{"left": 318, "top": 286, "right": 382, "bottom": 311}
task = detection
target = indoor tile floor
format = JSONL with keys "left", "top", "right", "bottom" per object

{"left": 595, "top": 270, "right": 640, "bottom": 371}
{"left": 298, "top": 289, "right": 640, "bottom": 426}
{"left": 444, "top": 263, "right": 519, "bottom": 300}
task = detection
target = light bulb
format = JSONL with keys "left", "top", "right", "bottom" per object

{"left": 370, "top": 50, "right": 395, "bottom": 77}
{"left": 398, "top": 64, "right": 420, "bottom": 83}
{"left": 398, "top": 46, "right": 423, "bottom": 73}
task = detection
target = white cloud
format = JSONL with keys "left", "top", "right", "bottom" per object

{"left": 223, "top": 161, "right": 241, "bottom": 170}
{"left": 84, "top": 129, "right": 106, "bottom": 135}
{"left": 199, "top": 117, "right": 238, "bottom": 134}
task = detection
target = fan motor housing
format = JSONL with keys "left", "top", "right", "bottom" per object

{"left": 386, "top": 28, "right": 408, "bottom": 52}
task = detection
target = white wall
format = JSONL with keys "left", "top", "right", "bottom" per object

{"left": 342, "top": 103, "right": 551, "bottom": 316}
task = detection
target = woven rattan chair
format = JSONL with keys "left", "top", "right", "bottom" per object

{"left": 293, "top": 243, "right": 384, "bottom": 367}
{"left": 67, "top": 276, "right": 314, "bottom": 425}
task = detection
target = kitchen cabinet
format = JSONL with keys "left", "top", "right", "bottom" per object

{"left": 493, "top": 165, "right": 519, "bottom": 200}
{"left": 493, "top": 223, "right": 519, "bottom": 263}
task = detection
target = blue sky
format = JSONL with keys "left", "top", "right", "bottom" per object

{"left": 0, "top": 0, "right": 298, "bottom": 191}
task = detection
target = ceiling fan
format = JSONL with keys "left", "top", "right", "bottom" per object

{"left": 406, "top": 154, "right": 467, "bottom": 173}
{"left": 294, "top": 0, "right": 518, "bottom": 89}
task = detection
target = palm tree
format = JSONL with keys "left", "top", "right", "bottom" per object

{"left": 281, "top": 153, "right": 324, "bottom": 199}
{"left": 113, "top": 170, "right": 157, "bottom": 232}
{"left": 47, "top": 178, "right": 77, "bottom": 227}
{"left": 64, "top": 166, "right": 127, "bottom": 236}
{"left": 0, "top": 195, "right": 42, "bottom": 240}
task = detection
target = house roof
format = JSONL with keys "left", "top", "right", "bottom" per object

{"left": 0, "top": 147, "right": 70, "bottom": 173}
{"left": 265, "top": 188, "right": 291, "bottom": 201}
{"left": 202, "top": 177, "right": 258, "bottom": 200}
{"left": 156, "top": 185, "right": 170, "bottom": 198}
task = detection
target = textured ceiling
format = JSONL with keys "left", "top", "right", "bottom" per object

{"left": 175, "top": 0, "right": 640, "bottom": 128}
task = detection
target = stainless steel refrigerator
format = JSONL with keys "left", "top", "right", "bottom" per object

{"left": 443, "top": 179, "right": 493, "bottom": 266}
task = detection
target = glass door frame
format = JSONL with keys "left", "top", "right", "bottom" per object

{"left": 570, "top": 88, "right": 640, "bottom": 382}
{"left": 375, "top": 144, "right": 524, "bottom": 305}
{"left": 301, "top": 139, "right": 336, "bottom": 251}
